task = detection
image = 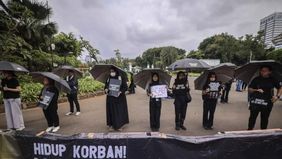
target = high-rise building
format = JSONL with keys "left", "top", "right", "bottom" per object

{"left": 259, "top": 12, "right": 282, "bottom": 48}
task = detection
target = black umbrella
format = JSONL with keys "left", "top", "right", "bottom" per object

{"left": 89, "top": 64, "right": 128, "bottom": 83}
{"left": 168, "top": 58, "right": 210, "bottom": 71}
{"left": 0, "top": 61, "right": 29, "bottom": 72}
{"left": 53, "top": 65, "right": 83, "bottom": 78}
{"left": 194, "top": 64, "right": 235, "bottom": 90}
{"left": 30, "top": 72, "right": 71, "bottom": 93}
{"left": 235, "top": 60, "right": 282, "bottom": 84}
{"left": 133, "top": 68, "right": 172, "bottom": 90}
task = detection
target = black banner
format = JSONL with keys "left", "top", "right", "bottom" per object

{"left": 1, "top": 130, "right": 282, "bottom": 159}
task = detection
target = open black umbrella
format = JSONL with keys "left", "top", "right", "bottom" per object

{"left": 53, "top": 65, "right": 83, "bottom": 78}
{"left": 89, "top": 64, "right": 128, "bottom": 83}
{"left": 168, "top": 58, "right": 210, "bottom": 71}
{"left": 133, "top": 68, "right": 172, "bottom": 90}
{"left": 0, "top": 61, "right": 29, "bottom": 72}
{"left": 194, "top": 64, "right": 235, "bottom": 90}
{"left": 30, "top": 72, "right": 71, "bottom": 93}
{"left": 235, "top": 60, "right": 282, "bottom": 84}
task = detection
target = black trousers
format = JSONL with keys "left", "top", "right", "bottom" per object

{"left": 203, "top": 99, "right": 217, "bottom": 128}
{"left": 149, "top": 99, "right": 162, "bottom": 129}
{"left": 67, "top": 93, "right": 80, "bottom": 112}
{"left": 248, "top": 105, "right": 273, "bottom": 130}
{"left": 221, "top": 89, "right": 230, "bottom": 102}
{"left": 43, "top": 105, "right": 59, "bottom": 127}
{"left": 174, "top": 96, "right": 188, "bottom": 127}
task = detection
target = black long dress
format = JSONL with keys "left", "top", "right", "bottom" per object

{"left": 104, "top": 75, "right": 129, "bottom": 130}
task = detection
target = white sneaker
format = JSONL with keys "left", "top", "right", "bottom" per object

{"left": 75, "top": 112, "right": 81, "bottom": 116}
{"left": 46, "top": 127, "right": 54, "bottom": 132}
{"left": 65, "top": 112, "right": 73, "bottom": 116}
{"left": 16, "top": 127, "right": 25, "bottom": 131}
{"left": 52, "top": 126, "right": 60, "bottom": 133}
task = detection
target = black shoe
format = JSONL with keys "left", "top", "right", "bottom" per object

{"left": 175, "top": 127, "right": 180, "bottom": 131}
{"left": 180, "top": 125, "right": 187, "bottom": 130}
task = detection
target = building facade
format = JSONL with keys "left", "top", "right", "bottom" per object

{"left": 259, "top": 12, "right": 282, "bottom": 48}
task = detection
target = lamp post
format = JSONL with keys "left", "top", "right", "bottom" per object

{"left": 51, "top": 43, "right": 55, "bottom": 68}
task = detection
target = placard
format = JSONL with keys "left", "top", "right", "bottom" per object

{"left": 108, "top": 79, "right": 122, "bottom": 97}
{"left": 151, "top": 85, "right": 168, "bottom": 98}
{"left": 38, "top": 91, "right": 55, "bottom": 110}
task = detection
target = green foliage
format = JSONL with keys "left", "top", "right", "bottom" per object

{"left": 78, "top": 77, "right": 104, "bottom": 95}
{"left": 187, "top": 50, "right": 204, "bottom": 59}
{"left": 0, "top": 76, "right": 104, "bottom": 104}
{"left": 266, "top": 49, "right": 282, "bottom": 63}
{"left": 135, "top": 46, "right": 186, "bottom": 68}
{"left": 197, "top": 32, "right": 267, "bottom": 65}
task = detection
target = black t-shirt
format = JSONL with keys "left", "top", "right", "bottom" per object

{"left": 202, "top": 81, "right": 222, "bottom": 100}
{"left": 1, "top": 77, "right": 20, "bottom": 99}
{"left": 249, "top": 76, "right": 280, "bottom": 101}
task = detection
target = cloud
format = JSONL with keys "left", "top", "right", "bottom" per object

{"left": 48, "top": 0, "right": 282, "bottom": 59}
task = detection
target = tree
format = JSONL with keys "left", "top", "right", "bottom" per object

{"left": 135, "top": 46, "right": 186, "bottom": 68}
{"left": 187, "top": 50, "right": 204, "bottom": 59}
{"left": 266, "top": 49, "right": 282, "bottom": 63}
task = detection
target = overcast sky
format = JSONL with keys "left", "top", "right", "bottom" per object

{"left": 48, "top": 0, "right": 282, "bottom": 59}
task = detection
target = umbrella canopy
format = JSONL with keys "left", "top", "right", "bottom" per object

{"left": 0, "top": 61, "right": 29, "bottom": 72}
{"left": 235, "top": 60, "right": 282, "bottom": 84}
{"left": 194, "top": 64, "right": 235, "bottom": 90}
{"left": 30, "top": 72, "right": 71, "bottom": 93}
{"left": 53, "top": 65, "right": 83, "bottom": 78}
{"left": 168, "top": 58, "right": 210, "bottom": 71}
{"left": 133, "top": 68, "right": 172, "bottom": 90}
{"left": 89, "top": 64, "right": 128, "bottom": 83}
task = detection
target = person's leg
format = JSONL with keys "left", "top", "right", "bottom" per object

{"left": 10, "top": 98, "right": 25, "bottom": 129}
{"left": 225, "top": 90, "right": 230, "bottom": 103}
{"left": 155, "top": 101, "right": 162, "bottom": 129}
{"left": 3, "top": 99, "right": 14, "bottom": 129}
{"left": 207, "top": 101, "right": 217, "bottom": 128}
{"left": 248, "top": 109, "right": 260, "bottom": 130}
{"left": 180, "top": 103, "right": 188, "bottom": 126}
{"left": 260, "top": 106, "right": 273, "bottom": 129}
{"left": 174, "top": 101, "right": 181, "bottom": 128}
{"left": 67, "top": 94, "right": 74, "bottom": 113}
{"left": 51, "top": 106, "right": 59, "bottom": 127}
{"left": 149, "top": 101, "right": 155, "bottom": 129}
{"left": 43, "top": 109, "right": 53, "bottom": 127}
{"left": 73, "top": 93, "right": 81, "bottom": 112}
{"left": 202, "top": 100, "right": 209, "bottom": 128}
{"left": 221, "top": 90, "right": 226, "bottom": 102}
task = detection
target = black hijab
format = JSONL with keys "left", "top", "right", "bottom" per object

{"left": 175, "top": 71, "right": 187, "bottom": 84}
{"left": 150, "top": 72, "right": 160, "bottom": 86}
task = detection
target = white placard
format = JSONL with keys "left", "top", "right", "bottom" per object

{"left": 151, "top": 85, "right": 168, "bottom": 98}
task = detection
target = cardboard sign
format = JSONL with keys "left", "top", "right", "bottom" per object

{"left": 151, "top": 85, "right": 168, "bottom": 98}
{"left": 38, "top": 91, "right": 55, "bottom": 110}
{"left": 108, "top": 79, "right": 122, "bottom": 97}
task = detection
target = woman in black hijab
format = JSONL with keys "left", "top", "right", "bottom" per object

{"left": 172, "top": 71, "right": 190, "bottom": 131}
{"left": 104, "top": 66, "right": 129, "bottom": 131}
{"left": 147, "top": 72, "right": 162, "bottom": 131}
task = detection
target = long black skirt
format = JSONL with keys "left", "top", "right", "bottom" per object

{"left": 106, "top": 94, "right": 129, "bottom": 130}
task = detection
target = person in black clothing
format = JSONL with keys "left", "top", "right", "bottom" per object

{"left": 0, "top": 71, "right": 25, "bottom": 130}
{"left": 65, "top": 70, "right": 81, "bottom": 116}
{"left": 202, "top": 72, "right": 222, "bottom": 130}
{"left": 104, "top": 67, "right": 129, "bottom": 131}
{"left": 248, "top": 65, "right": 282, "bottom": 130}
{"left": 128, "top": 73, "right": 136, "bottom": 94}
{"left": 39, "top": 77, "right": 60, "bottom": 133}
{"left": 147, "top": 73, "right": 162, "bottom": 132}
{"left": 221, "top": 80, "right": 232, "bottom": 103}
{"left": 172, "top": 71, "right": 190, "bottom": 131}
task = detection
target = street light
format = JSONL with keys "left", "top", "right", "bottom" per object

{"left": 50, "top": 43, "right": 55, "bottom": 68}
